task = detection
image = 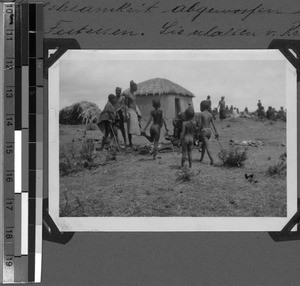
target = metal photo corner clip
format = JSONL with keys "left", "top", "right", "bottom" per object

{"left": 268, "top": 39, "right": 300, "bottom": 242}
{"left": 43, "top": 38, "right": 80, "bottom": 244}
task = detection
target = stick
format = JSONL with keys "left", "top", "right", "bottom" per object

{"left": 211, "top": 128, "right": 224, "bottom": 150}
{"left": 216, "top": 137, "right": 224, "bottom": 150}
{"left": 110, "top": 123, "right": 120, "bottom": 152}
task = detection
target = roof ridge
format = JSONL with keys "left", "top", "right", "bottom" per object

{"left": 123, "top": 78, "right": 194, "bottom": 97}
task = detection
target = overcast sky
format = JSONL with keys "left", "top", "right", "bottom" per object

{"left": 58, "top": 50, "right": 287, "bottom": 113}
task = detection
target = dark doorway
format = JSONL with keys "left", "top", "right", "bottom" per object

{"left": 175, "top": 98, "right": 181, "bottom": 116}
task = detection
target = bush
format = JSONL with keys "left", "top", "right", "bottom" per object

{"left": 175, "top": 167, "right": 200, "bottom": 183}
{"left": 59, "top": 150, "right": 73, "bottom": 176}
{"left": 59, "top": 139, "right": 96, "bottom": 176}
{"left": 266, "top": 153, "right": 286, "bottom": 177}
{"left": 218, "top": 146, "right": 248, "bottom": 167}
{"left": 80, "top": 139, "right": 95, "bottom": 168}
{"left": 59, "top": 145, "right": 81, "bottom": 176}
{"left": 59, "top": 101, "right": 100, "bottom": 125}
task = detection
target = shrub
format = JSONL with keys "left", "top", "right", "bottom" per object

{"left": 80, "top": 139, "right": 95, "bottom": 168}
{"left": 175, "top": 167, "right": 200, "bottom": 182}
{"left": 59, "top": 139, "right": 96, "bottom": 176}
{"left": 59, "top": 145, "right": 80, "bottom": 176}
{"left": 266, "top": 161, "right": 286, "bottom": 177}
{"left": 59, "top": 101, "right": 100, "bottom": 125}
{"left": 59, "top": 148, "right": 73, "bottom": 176}
{"left": 218, "top": 146, "right": 248, "bottom": 167}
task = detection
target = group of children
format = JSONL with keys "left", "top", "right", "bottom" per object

{"left": 140, "top": 98, "right": 219, "bottom": 168}
{"left": 98, "top": 90, "right": 219, "bottom": 168}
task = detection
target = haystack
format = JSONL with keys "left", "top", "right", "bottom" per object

{"left": 123, "top": 78, "right": 194, "bottom": 119}
{"left": 59, "top": 101, "right": 101, "bottom": 125}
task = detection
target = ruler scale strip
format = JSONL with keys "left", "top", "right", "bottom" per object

{"left": 14, "top": 0, "right": 21, "bottom": 268}
{"left": 1, "top": 2, "right": 43, "bottom": 283}
{"left": 0, "top": 4, "right": 5, "bottom": 284}
{"left": 35, "top": 3, "right": 43, "bottom": 283}
{"left": 3, "top": 2, "right": 15, "bottom": 283}
{"left": 28, "top": 4, "right": 36, "bottom": 282}
{"left": 20, "top": 4, "right": 29, "bottom": 265}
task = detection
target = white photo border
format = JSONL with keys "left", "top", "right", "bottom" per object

{"left": 49, "top": 49, "right": 297, "bottom": 232}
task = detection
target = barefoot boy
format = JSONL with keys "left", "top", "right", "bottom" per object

{"left": 198, "top": 100, "right": 219, "bottom": 165}
{"left": 114, "top": 87, "right": 127, "bottom": 145}
{"left": 141, "top": 99, "right": 169, "bottom": 159}
{"left": 97, "top": 94, "right": 117, "bottom": 150}
{"left": 180, "top": 108, "right": 196, "bottom": 168}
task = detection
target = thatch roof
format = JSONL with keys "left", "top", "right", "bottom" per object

{"left": 123, "top": 78, "right": 194, "bottom": 97}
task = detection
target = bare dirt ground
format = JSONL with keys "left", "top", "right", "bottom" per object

{"left": 59, "top": 117, "right": 287, "bottom": 217}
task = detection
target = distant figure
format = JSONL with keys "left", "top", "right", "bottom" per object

{"left": 278, "top": 106, "right": 286, "bottom": 121}
{"left": 206, "top": 95, "right": 212, "bottom": 112}
{"left": 240, "top": 107, "right": 250, "bottom": 118}
{"left": 258, "top": 106, "right": 266, "bottom": 118}
{"left": 114, "top": 87, "right": 127, "bottom": 145}
{"left": 198, "top": 100, "right": 219, "bottom": 165}
{"left": 257, "top": 100, "right": 262, "bottom": 110}
{"left": 141, "top": 99, "right": 169, "bottom": 160}
{"left": 124, "top": 80, "right": 142, "bottom": 147}
{"left": 218, "top": 96, "right": 226, "bottom": 120}
{"left": 98, "top": 94, "right": 117, "bottom": 150}
{"left": 230, "top": 105, "right": 234, "bottom": 114}
{"left": 180, "top": 107, "right": 196, "bottom": 168}
{"left": 257, "top": 100, "right": 265, "bottom": 118}
{"left": 266, "top": 106, "right": 275, "bottom": 120}
{"left": 225, "top": 105, "right": 229, "bottom": 115}
{"left": 232, "top": 108, "right": 240, "bottom": 118}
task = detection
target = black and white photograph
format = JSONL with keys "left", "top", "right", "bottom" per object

{"left": 48, "top": 50, "right": 297, "bottom": 231}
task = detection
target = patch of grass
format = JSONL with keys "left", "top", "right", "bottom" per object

{"left": 80, "top": 139, "right": 95, "bottom": 168}
{"left": 59, "top": 144, "right": 81, "bottom": 176}
{"left": 218, "top": 146, "right": 248, "bottom": 167}
{"left": 175, "top": 167, "right": 200, "bottom": 183}
{"left": 60, "top": 139, "right": 96, "bottom": 176}
{"left": 266, "top": 161, "right": 286, "bottom": 177}
{"left": 86, "top": 123, "right": 98, "bottom": 131}
{"left": 60, "top": 119, "right": 287, "bottom": 217}
{"left": 60, "top": 191, "right": 85, "bottom": 217}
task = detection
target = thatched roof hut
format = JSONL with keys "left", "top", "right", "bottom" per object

{"left": 123, "top": 78, "right": 194, "bottom": 119}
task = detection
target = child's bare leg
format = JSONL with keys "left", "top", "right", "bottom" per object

{"left": 188, "top": 143, "right": 192, "bottom": 168}
{"left": 204, "top": 137, "right": 214, "bottom": 164}
{"left": 181, "top": 143, "right": 187, "bottom": 167}
{"left": 120, "top": 122, "right": 127, "bottom": 144}
{"left": 200, "top": 142, "right": 205, "bottom": 162}
{"left": 100, "top": 123, "right": 109, "bottom": 150}
{"left": 188, "top": 149, "right": 192, "bottom": 168}
{"left": 100, "top": 137, "right": 106, "bottom": 150}
{"left": 112, "top": 125, "right": 119, "bottom": 146}
{"left": 128, "top": 133, "right": 132, "bottom": 147}
{"left": 141, "top": 131, "right": 152, "bottom": 142}
{"left": 153, "top": 139, "right": 159, "bottom": 160}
